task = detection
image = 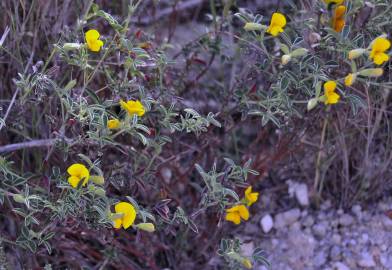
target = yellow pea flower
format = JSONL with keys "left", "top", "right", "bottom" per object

{"left": 244, "top": 186, "right": 259, "bottom": 206}
{"left": 344, "top": 73, "right": 356, "bottom": 86}
{"left": 67, "top": 163, "right": 90, "bottom": 188}
{"left": 225, "top": 204, "right": 249, "bottom": 225}
{"left": 85, "top": 29, "right": 104, "bottom": 52}
{"left": 324, "top": 0, "right": 344, "bottom": 5}
{"left": 120, "top": 100, "right": 145, "bottom": 117}
{"left": 332, "top": 5, "right": 346, "bottom": 32}
{"left": 324, "top": 81, "right": 340, "bottom": 105}
{"left": 266, "top": 12, "right": 286, "bottom": 37}
{"left": 107, "top": 119, "right": 120, "bottom": 129}
{"left": 369, "top": 37, "right": 391, "bottom": 65}
{"left": 112, "top": 202, "right": 137, "bottom": 229}
{"left": 242, "top": 258, "right": 253, "bottom": 269}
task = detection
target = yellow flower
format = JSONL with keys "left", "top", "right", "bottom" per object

{"left": 324, "top": 0, "right": 344, "bottom": 5}
{"left": 244, "top": 186, "right": 259, "bottom": 206}
{"left": 67, "top": 163, "right": 90, "bottom": 188}
{"left": 120, "top": 100, "right": 145, "bottom": 117}
{"left": 332, "top": 5, "right": 346, "bottom": 32}
{"left": 107, "top": 119, "right": 120, "bottom": 129}
{"left": 85, "top": 29, "right": 104, "bottom": 52}
{"left": 266, "top": 13, "right": 286, "bottom": 37}
{"left": 344, "top": 73, "right": 356, "bottom": 86}
{"left": 324, "top": 81, "right": 340, "bottom": 105}
{"left": 225, "top": 204, "right": 249, "bottom": 225}
{"left": 369, "top": 37, "right": 391, "bottom": 65}
{"left": 242, "top": 258, "right": 253, "bottom": 269}
{"left": 112, "top": 202, "right": 137, "bottom": 229}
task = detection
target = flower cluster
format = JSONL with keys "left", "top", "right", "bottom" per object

{"left": 107, "top": 99, "right": 146, "bottom": 130}
{"left": 66, "top": 163, "right": 153, "bottom": 232}
{"left": 225, "top": 186, "right": 259, "bottom": 225}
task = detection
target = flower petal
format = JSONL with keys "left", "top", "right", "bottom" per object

{"left": 68, "top": 176, "right": 80, "bottom": 188}
{"left": 115, "top": 202, "right": 137, "bottom": 229}
{"left": 324, "top": 81, "right": 336, "bottom": 93}
{"left": 226, "top": 212, "right": 241, "bottom": 225}
{"left": 271, "top": 12, "right": 286, "bottom": 28}
{"left": 237, "top": 205, "right": 250, "bottom": 220}
{"left": 85, "top": 29, "right": 100, "bottom": 42}
{"left": 67, "top": 163, "right": 86, "bottom": 176}
{"left": 374, "top": 53, "right": 389, "bottom": 65}
{"left": 113, "top": 218, "right": 122, "bottom": 229}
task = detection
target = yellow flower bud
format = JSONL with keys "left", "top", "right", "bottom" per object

{"left": 135, "top": 223, "right": 156, "bottom": 232}
{"left": 243, "top": 22, "right": 265, "bottom": 31}
{"left": 63, "top": 43, "right": 82, "bottom": 50}
{"left": 358, "top": 68, "right": 384, "bottom": 77}
{"left": 242, "top": 258, "right": 253, "bottom": 269}
{"left": 94, "top": 187, "right": 106, "bottom": 197}
{"left": 307, "top": 98, "right": 319, "bottom": 111}
{"left": 290, "top": 48, "right": 308, "bottom": 57}
{"left": 90, "top": 175, "right": 105, "bottom": 185}
{"left": 344, "top": 73, "right": 357, "bottom": 86}
{"left": 13, "top": 194, "right": 25, "bottom": 203}
{"left": 281, "top": 54, "right": 291, "bottom": 65}
{"left": 348, "top": 48, "right": 366, "bottom": 60}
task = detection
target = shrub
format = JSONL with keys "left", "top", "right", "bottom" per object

{"left": 0, "top": 0, "right": 391, "bottom": 268}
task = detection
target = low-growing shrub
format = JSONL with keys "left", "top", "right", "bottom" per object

{"left": 0, "top": 0, "right": 391, "bottom": 268}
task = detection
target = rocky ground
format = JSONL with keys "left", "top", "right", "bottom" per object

{"left": 238, "top": 185, "right": 392, "bottom": 270}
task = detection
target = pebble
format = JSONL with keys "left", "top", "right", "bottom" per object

{"left": 333, "top": 262, "right": 350, "bottom": 270}
{"left": 339, "top": 214, "right": 354, "bottom": 226}
{"left": 294, "top": 183, "right": 309, "bottom": 206}
{"left": 260, "top": 214, "right": 274, "bottom": 233}
{"left": 303, "top": 215, "right": 315, "bottom": 227}
{"left": 313, "top": 223, "right": 327, "bottom": 238}
{"left": 351, "top": 204, "right": 362, "bottom": 219}
{"left": 274, "top": 208, "right": 301, "bottom": 229}
{"left": 329, "top": 245, "right": 341, "bottom": 261}
{"left": 381, "top": 215, "right": 392, "bottom": 229}
{"left": 313, "top": 251, "right": 327, "bottom": 267}
{"left": 357, "top": 252, "right": 376, "bottom": 268}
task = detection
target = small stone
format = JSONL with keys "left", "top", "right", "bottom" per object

{"left": 333, "top": 262, "right": 350, "bottom": 270}
{"left": 330, "top": 245, "right": 341, "bottom": 261}
{"left": 313, "top": 251, "right": 327, "bottom": 267}
{"left": 260, "top": 214, "right": 274, "bottom": 233}
{"left": 381, "top": 215, "right": 392, "bottom": 229}
{"left": 290, "top": 221, "right": 301, "bottom": 231}
{"left": 360, "top": 233, "right": 369, "bottom": 244}
{"left": 357, "top": 252, "right": 376, "bottom": 268}
{"left": 380, "top": 253, "right": 392, "bottom": 269}
{"left": 294, "top": 183, "right": 309, "bottom": 206}
{"left": 303, "top": 215, "right": 315, "bottom": 227}
{"left": 332, "top": 234, "right": 342, "bottom": 244}
{"left": 339, "top": 214, "right": 354, "bottom": 226}
{"left": 274, "top": 208, "right": 301, "bottom": 229}
{"left": 351, "top": 204, "right": 362, "bottom": 219}
{"left": 320, "top": 200, "right": 332, "bottom": 210}
{"left": 313, "top": 223, "right": 327, "bottom": 238}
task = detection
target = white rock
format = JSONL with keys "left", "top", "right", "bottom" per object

{"left": 274, "top": 208, "right": 301, "bottom": 229}
{"left": 339, "top": 214, "right": 354, "bottom": 226}
{"left": 333, "top": 262, "right": 350, "bottom": 270}
{"left": 357, "top": 252, "right": 376, "bottom": 268}
{"left": 260, "top": 214, "right": 274, "bottom": 233}
{"left": 295, "top": 183, "right": 309, "bottom": 206}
